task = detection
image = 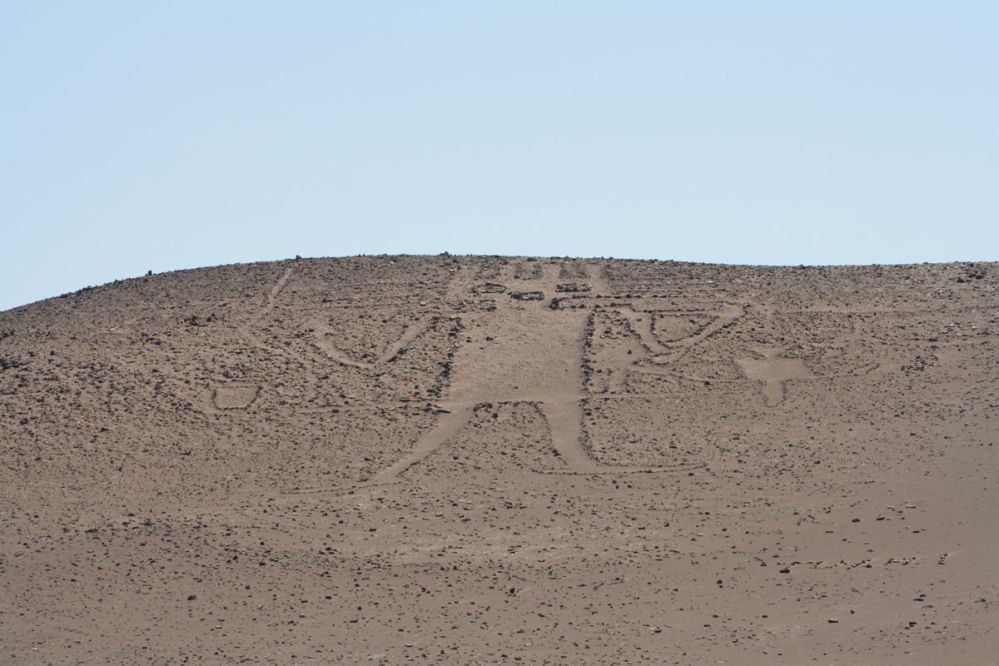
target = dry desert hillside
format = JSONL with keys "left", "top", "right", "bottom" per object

{"left": 1, "top": 256, "right": 997, "bottom": 664}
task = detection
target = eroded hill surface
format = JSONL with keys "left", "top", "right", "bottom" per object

{"left": 1, "top": 256, "right": 997, "bottom": 664}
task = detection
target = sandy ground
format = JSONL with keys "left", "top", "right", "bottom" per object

{"left": 1, "top": 256, "right": 997, "bottom": 664}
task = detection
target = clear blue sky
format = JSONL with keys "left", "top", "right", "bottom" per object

{"left": 2, "top": 2, "right": 997, "bottom": 310}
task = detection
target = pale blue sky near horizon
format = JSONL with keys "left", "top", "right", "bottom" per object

{"left": 2, "top": 2, "right": 997, "bottom": 311}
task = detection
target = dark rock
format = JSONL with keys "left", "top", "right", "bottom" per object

{"left": 471, "top": 283, "right": 506, "bottom": 294}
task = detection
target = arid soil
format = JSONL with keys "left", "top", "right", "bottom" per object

{"left": 1, "top": 256, "right": 997, "bottom": 664}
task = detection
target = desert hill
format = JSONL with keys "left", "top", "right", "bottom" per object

{"left": 1, "top": 255, "right": 997, "bottom": 664}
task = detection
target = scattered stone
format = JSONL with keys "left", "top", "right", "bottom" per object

{"left": 555, "top": 283, "right": 592, "bottom": 293}
{"left": 472, "top": 283, "right": 507, "bottom": 294}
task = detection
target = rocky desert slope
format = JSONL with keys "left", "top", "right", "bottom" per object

{"left": 1, "top": 256, "right": 997, "bottom": 664}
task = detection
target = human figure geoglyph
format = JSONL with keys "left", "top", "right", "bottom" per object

{"left": 368, "top": 260, "right": 720, "bottom": 484}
